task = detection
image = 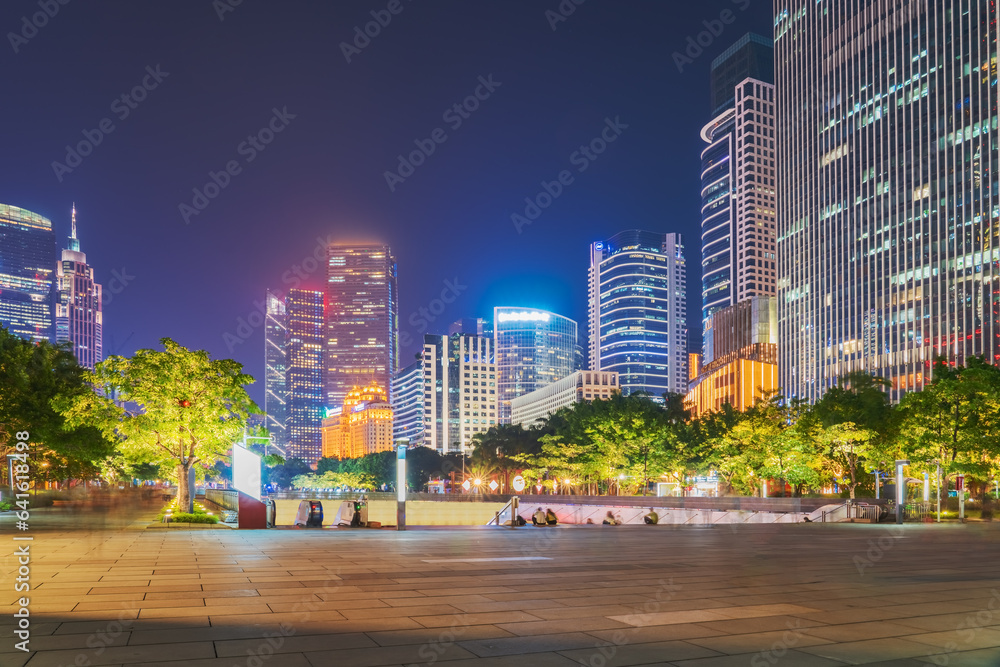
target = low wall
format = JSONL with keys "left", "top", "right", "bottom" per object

{"left": 273, "top": 498, "right": 507, "bottom": 527}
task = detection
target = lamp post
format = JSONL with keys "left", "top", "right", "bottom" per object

{"left": 923, "top": 471, "right": 930, "bottom": 503}
{"left": 895, "top": 459, "right": 909, "bottom": 524}
{"left": 396, "top": 441, "right": 407, "bottom": 531}
{"left": 935, "top": 460, "right": 941, "bottom": 523}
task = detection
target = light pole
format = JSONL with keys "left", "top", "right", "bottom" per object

{"left": 935, "top": 460, "right": 941, "bottom": 523}
{"left": 396, "top": 442, "right": 407, "bottom": 531}
{"left": 895, "top": 459, "right": 909, "bottom": 524}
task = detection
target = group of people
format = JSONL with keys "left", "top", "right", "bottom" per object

{"left": 531, "top": 507, "right": 558, "bottom": 526}
{"left": 523, "top": 507, "right": 661, "bottom": 525}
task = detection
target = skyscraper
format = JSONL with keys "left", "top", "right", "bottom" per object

{"left": 0, "top": 203, "right": 55, "bottom": 343}
{"left": 55, "top": 206, "right": 103, "bottom": 370}
{"left": 775, "top": 0, "right": 999, "bottom": 401}
{"left": 493, "top": 307, "right": 577, "bottom": 423}
{"left": 687, "top": 34, "right": 778, "bottom": 416}
{"left": 325, "top": 243, "right": 398, "bottom": 411}
{"left": 264, "top": 290, "right": 289, "bottom": 455}
{"left": 421, "top": 333, "right": 496, "bottom": 453}
{"left": 589, "top": 231, "right": 688, "bottom": 399}
{"left": 391, "top": 359, "right": 424, "bottom": 446}
{"left": 286, "top": 288, "right": 325, "bottom": 463}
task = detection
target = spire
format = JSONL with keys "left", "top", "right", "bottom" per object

{"left": 67, "top": 204, "right": 80, "bottom": 252}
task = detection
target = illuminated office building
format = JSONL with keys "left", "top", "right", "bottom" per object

{"left": 493, "top": 307, "right": 577, "bottom": 423}
{"left": 264, "top": 290, "right": 289, "bottom": 455}
{"left": 325, "top": 243, "right": 398, "bottom": 410}
{"left": 391, "top": 360, "right": 424, "bottom": 446}
{"left": 688, "top": 33, "right": 778, "bottom": 416}
{"left": 510, "top": 370, "right": 619, "bottom": 427}
{"left": 321, "top": 382, "right": 393, "bottom": 459}
{"left": 54, "top": 205, "right": 102, "bottom": 369}
{"left": 0, "top": 204, "right": 55, "bottom": 343}
{"left": 775, "top": 0, "right": 999, "bottom": 401}
{"left": 588, "top": 231, "right": 688, "bottom": 399}
{"left": 286, "top": 288, "right": 325, "bottom": 463}
{"left": 422, "top": 333, "right": 496, "bottom": 453}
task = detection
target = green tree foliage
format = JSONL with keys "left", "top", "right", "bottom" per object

{"left": 58, "top": 338, "right": 259, "bottom": 512}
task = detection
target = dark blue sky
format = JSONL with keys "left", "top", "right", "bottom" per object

{"left": 0, "top": 0, "right": 772, "bottom": 406}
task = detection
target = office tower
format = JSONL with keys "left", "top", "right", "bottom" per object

{"left": 699, "top": 33, "right": 776, "bottom": 354}
{"left": 775, "top": 1, "right": 999, "bottom": 401}
{"left": 510, "top": 370, "right": 620, "bottom": 427}
{"left": 0, "top": 204, "right": 55, "bottom": 343}
{"left": 493, "top": 307, "right": 577, "bottom": 423}
{"left": 391, "top": 359, "right": 424, "bottom": 446}
{"left": 422, "top": 333, "right": 496, "bottom": 453}
{"left": 321, "top": 382, "right": 393, "bottom": 459}
{"left": 687, "top": 34, "right": 778, "bottom": 415}
{"left": 286, "top": 288, "right": 325, "bottom": 464}
{"left": 264, "top": 290, "right": 289, "bottom": 455}
{"left": 588, "top": 231, "right": 688, "bottom": 399}
{"left": 54, "top": 206, "right": 102, "bottom": 369}
{"left": 324, "top": 243, "right": 398, "bottom": 410}
{"left": 448, "top": 317, "right": 487, "bottom": 336}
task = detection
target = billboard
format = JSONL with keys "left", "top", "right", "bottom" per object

{"left": 233, "top": 445, "right": 262, "bottom": 501}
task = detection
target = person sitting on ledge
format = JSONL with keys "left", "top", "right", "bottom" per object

{"left": 644, "top": 508, "right": 659, "bottom": 525}
{"left": 545, "top": 508, "right": 558, "bottom": 526}
{"left": 602, "top": 510, "right": 617, "bottom": 525}
{"left": 532, "top": 508, "right": 547, "bottom": 526}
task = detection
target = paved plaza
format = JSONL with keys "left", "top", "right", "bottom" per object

{"left": 4, "top": 502, "right": 1000, "bottom": 666}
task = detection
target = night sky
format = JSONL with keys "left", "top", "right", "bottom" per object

{"left": 1, "top": 0, "right": 772, "bottom": 406}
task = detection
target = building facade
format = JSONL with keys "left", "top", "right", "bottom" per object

{"left": 493, "top": 307, "right": 577, "bottom": 423}
{"left": 588, "top": 231, "right": 688, "bottom": 399}
{"left": 321, "top": 382, "right": 393, "bottom": 459}
{"left": 775, "top": 0, "right": 1000, "bottom": 401}
{"left": 54, "top": 206, "right": 102, "bottom": 369}
{"left": 510, "top": 370, "right": 620, "bottom": 427}
{"left": 286, "top": 288, "right": 325, "bottom": 463}
{"left": 422, "top": 333, "right": 496, "bottom": 453}
{"left": 0, "top": 204, "right": 55, "bottom": 343}
{"left": 264, "top": 290, "right": 289, "bottom": 455}
{"left": 391, "top": 359, "right": 424, "bottom": 446}
{"left": 324, "top": 243, "right": 398, "bottom": 410}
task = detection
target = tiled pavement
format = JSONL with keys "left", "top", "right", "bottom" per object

{"left": 3, "top": 503, "right": 1000, "bottom": 666}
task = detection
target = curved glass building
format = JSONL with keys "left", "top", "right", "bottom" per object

{"left": 493, "top": 307, "right": 577, "bottom": 423}
{"left": 588, "top": 231, "right": 687, "bottom": 400}
{"left": 0, "top": 204, "right": 55, "bottom": 343}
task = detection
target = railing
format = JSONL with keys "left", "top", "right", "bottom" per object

{"left": 851, "top": 503, "right": 882, "bottom": 522}
{"left": 487, "top": 497, "right": 519, "bottom": 526}
{"left": 903, "top": 502, "right": 932, "bottom": 521}
{"left": 205, "top": 489, "right": 239, "bottom": 512}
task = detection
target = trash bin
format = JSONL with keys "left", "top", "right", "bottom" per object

{"left": 264, "top": 498, "right": 276, "bottom": 528}
{"left": 294, "top": 500, "right": 323, "bottom": 527}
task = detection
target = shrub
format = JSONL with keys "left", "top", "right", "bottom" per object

{"left": 166, "top": 512, "right": 218, "bottom": 524}
{"left": 0, "top": 500, "right": 12, "bottom": 511}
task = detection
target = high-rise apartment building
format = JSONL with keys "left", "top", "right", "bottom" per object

{"left": 391, "top": 359, "right": 424, "bottom": 446}
{"left": 688, "top": 34, "right": 779, "bottom": 416}
{"left": 493, "top": 307, "right": 577, "bottom": 423}
{"left": 324, "top": 243, "right": 398, "bottom": 411}
{"left": 286, "top": 288, "right": 325, "bottom": 463}
{"left": 775, "top": 1, "right": 999, "bottom": 401}
{"left": 422, "top": 333, "right": 496, "bottom": 453}
{"left": 54, "top": 206, "right": 102, "bottom": 369}
{"left": 264, "top": 290, "right": 289, "bottom": 455}
{"left": 589, "top": 231, "right": 688, "bottom": 399}
{"left": 0, "top": 204, "right": 55, "bottom": 343}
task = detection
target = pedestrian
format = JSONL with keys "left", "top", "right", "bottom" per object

{"left": 532, "top": 507, "right": 547, "bottom": 526}
{"left": 602, "top": 510, "right": 616, "bottom": 525}
{"left": 545, "top": 508, "right": 558, "bottom": 526}
{"left": 644, "top": 508, "right": 659, "bottom": 525}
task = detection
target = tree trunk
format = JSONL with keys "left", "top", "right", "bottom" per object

{"left": 176, "top": 461, "right": 193, "bottom": 513}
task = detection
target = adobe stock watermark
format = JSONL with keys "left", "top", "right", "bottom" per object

{"left": 925, "top": 589, "right": 1000, "bottom": 665}
{"left": 579, "top": 578, "right": 681, "bottom": 667}
{"left": 178, "top": 106, "right": 296, "bottom": 224}
{"left": 384, "top": 74, "right": 502, "bottom": 192}
{"left": 671, "top": 0, "right": 752, "bottom": 73}
{"left": 750, "top": 619, "right": 805, "bottom": 667}
{"left": 7, "top": 0, "right": 70, "bottom": 54}
{"left": 213, "top": 0, "right": 244, "bottom": 21}
{"left": 416, "top": 614, "right": 471, "bottom": 666}
{"left": 100, "top": 267, "right": 135, "bottom": 306}
{"left": 545, "top": 0, "right": 586, "bottom": 31}
{"left": 398, "top": 277, "right": 468, "bottom": 349}
{"left": 340, "top": 0, "right": 414, "bottom": 64}
{"left": 852, "top": 524, "right": 904, "bottom": 576}
{"left": 51, "top": 65, "right": 170, "bottom": 183}
{"left": 510, "top": 116, "right": 627, "bottom": 234}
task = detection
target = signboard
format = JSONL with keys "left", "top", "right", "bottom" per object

{"left": 462, "top": 479, "right": 471, "bottom": 491}
{"left": 232, "top": 445, "right": 262, "bottom": 501}
{"left": 512, "top": 475, "right": 525, "bottom": 492}
{"left": 956, "top": 474, "right": 965, "bottom": 491}
{"left": 488, "top": 480, "right": 499, "bottom": 491}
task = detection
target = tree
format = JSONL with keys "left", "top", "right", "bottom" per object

{"left": 0, "top": 326, "right": 113, "bottom": 482}
{"left": 818, "top": 422, "right": 875, "bottom": 500}
{"left": 59, "top": 338, "right": 259, "bottom": 512}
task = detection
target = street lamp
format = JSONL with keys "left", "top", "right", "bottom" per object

{"left": 895, "top": 459, "right": 909, "bottom": 524}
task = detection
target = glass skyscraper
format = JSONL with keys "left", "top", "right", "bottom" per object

{"left": 391, "top": 359, "right": 424, "bottom": 447}
{"left": 286, "top": 288, "right": 325, "bottom": 463}
{"left": 264, "top": 290, "right": 289, "bottom": 456}
{"left": 776, "top": 0, "right": 999, "bottom": 402}
{"left": 493, "top": 307, "right": 577, "bottom": 424}
{"left": 589, "top": 231, "right": 688, "bottom": 399}
{"left": 0, "top": 204, "right": 55, "bottom": 343}
{"left": 325, "top": 243, "right": 399, "bottom": 411}
{"left": 55, "top": 206, "right": 102, "bottom": 370}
